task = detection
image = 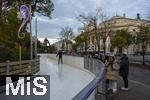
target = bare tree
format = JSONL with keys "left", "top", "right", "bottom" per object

{"left": 77, "top": 8, "right": 110, "bottom": 53}
{"left": 99, "top": 14, "right": 112, "bottom": 54}
{"left": 89, "top": 8, "right": 101, "bottom": 52}
{"left": 77, "top": 9, "right": 101, "bottom": 52}
{"left": 77, "top": 13, "right": 92, "bottom": 52}
{"left": 59, "top": 27, "right": 74, "bottom": 52}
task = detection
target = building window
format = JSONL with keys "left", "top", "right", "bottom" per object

{"left": 92, "top": 36, "right": 95, "bottom": 44}
{"left": 133, "top": 29, "right": 136, "bottom": 32}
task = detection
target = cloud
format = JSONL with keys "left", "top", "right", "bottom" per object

{"left": 31, "top": 16, "right": 81, "bottom": 37}
{"left": 31, "top": 0, "right": 149, "bottom": 44}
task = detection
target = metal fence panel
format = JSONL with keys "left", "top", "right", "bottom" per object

{"left": 73, "top": 57, "right": 105, "bottom": 100}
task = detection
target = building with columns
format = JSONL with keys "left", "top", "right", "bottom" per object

{"left": 83, "top": 15, "right": 150, "bottom": 54}
{"left": 52, "top": 39, "right": 73, "bottom": 52}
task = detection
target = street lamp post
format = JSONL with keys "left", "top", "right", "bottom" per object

{"left": 81, "top": 35, "right": 84, "bottom": 53}
{"left": 17, "top": 4, "right": 30, "bottom": 64}
{"left": 29, "top": 5, "right": 33, "bottom": 60}
{"left": 35, "top": 18, "right": 37, "bottom": 58}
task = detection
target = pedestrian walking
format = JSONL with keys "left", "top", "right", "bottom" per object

{"left": 106, "top": 56, "right": 119, "bottom": 93}
{"left": 119, "top": 53, "right": 129, "bottom": 91}
{"left": 56, "top": 50, "right": 63, "bottom": 64}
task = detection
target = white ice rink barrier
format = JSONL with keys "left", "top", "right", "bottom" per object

{"left": 47, "top": 54, "right": 105, "bottom": 100}
{"left": 47, "top": 54, "right": 85, "bottom": 69}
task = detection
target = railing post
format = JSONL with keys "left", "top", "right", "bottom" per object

{"left": 34, "top": 59, "right": 36, "bottom": 74}
{"left": 6, "top": 60, "right": 10, "bottom": 75}
{"left": 27, "top": 60, "right": 32, "bottom": 75}
{"left": 92, "top": 59, "right": 95, "bottom": 73}
{"left": 31, "top": 60, "right": 33, "bottom": 74}
{"left": 37, "top": 56, "right": 39, "bottom": 72}
{"left": 88, "top": 58, "right": 90, "bottom": 70}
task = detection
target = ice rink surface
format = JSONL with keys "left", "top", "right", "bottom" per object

{"left": 40, "top": 55, "right": 94, "bottom": 100}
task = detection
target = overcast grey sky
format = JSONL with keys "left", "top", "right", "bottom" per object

{"left": 31, "top": 0, "right": 150, "bottom": 44}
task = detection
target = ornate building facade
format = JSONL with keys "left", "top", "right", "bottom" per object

{"left": 52, "top": 39, "right": 73, "bottom": 52}
{"left": 87, "top": 15, "right": 150, "bottom": 54}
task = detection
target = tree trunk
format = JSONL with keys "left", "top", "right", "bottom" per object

{"left": 62, "top": 40, "right": 64, "bottom": 50}
{"left": 97, "top": 35, "right": 101, "bottom": 52}
{"left": 95, "top": 20, "right": 99, "bottom": 52}
{"left": 110, "top": 46, "right": 113, "bottom": 52}
{"left": 103, "top": 39, "right": 106, "bottom": 55}
{"left": 84, "top": 41, "right": 86, "bottom": 52}
{"left": 119, "top": 47, "right": 123, "bottom": 53}
{"left": 0, "top": 0, "right": 2, "bottom": 20}
{"left": 97, "top": 42, "right": 100, "bottom": 52}
{"left": 66, "top": 39, "right": 68, "bottom": 53}
{"left": 95, "top": 34, "right": 100, "bottom": 52}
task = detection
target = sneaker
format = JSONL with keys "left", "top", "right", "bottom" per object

{"left": 121, "top": 87, "right": 129, "bottom": 91}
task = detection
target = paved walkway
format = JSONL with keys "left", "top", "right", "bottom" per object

{"left": 114, "top": 65, "right": 150, "bottom": 100}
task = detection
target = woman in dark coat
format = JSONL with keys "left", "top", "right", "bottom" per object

{"left": 119, "top": 54, "right": 129, "bottom": 90}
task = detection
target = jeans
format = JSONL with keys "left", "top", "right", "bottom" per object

{"left": 108, "top": 80, "right": 117, "bottom": 93}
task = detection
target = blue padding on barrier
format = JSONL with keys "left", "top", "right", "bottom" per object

{"left": 82, "top": 70, "right": 105, "bottom": 100}
{"left": 72, "top": 59, "right": 105, "bottom": 100}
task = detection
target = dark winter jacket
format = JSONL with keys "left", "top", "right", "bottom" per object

{"left": 119, "top": 54, "right": 129, "bottom": 77}
{"left": 56, "top": 51, "right": 63, "bottom": 58}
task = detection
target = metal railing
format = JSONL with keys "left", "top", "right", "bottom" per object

{"left": 73, "top": 57, "right": 105, "bottom": 100}
{"left": 127, "top": 55, "right": 150, "bottom": 64}
{"left": 115, "top": 55, "right": 150, "bottom": 65}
